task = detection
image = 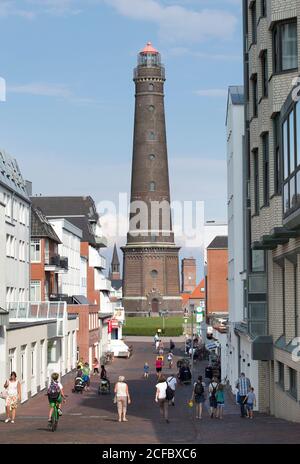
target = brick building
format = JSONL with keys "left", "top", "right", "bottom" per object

{"left": 122, "top": 43, "right": 182, "bottom": 315}
{"left": 241, "top": 0, "right": 300, "bottom": 421}
{"left": 206, "top": 236, "right": 228, "bottom": 321}
{"left": 181, "top": 258, "right": 197, "bottom": 293}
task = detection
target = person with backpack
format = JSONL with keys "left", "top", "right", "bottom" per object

{"left": 155, "top": 375, "right": 170, "bottom": 423}
{"left": 47, "top": 372, "right": 66, "bottom": 424}
{"left": 191, "top": 375, "right": 206, "bottom": 419}
{"left": 169, "top": 339, "right": 175, "bottom": 353}
{"left": 166, "top": 374, "right": 177, "bottom": 406}
{"left": 208, "top": 377, "right": 219, "bottom": 419}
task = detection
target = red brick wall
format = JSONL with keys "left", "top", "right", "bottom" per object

{"left": 67, "top": 304, "right": 100, "bottom": 363}
{"left": 207, "top": 249, "right": 228, "bottom": 314}
{"left": 81, "top": 242, "right": 100, "bottom": 307}
{"left": 31, "top": 238, "right": 46, "bottom": 300}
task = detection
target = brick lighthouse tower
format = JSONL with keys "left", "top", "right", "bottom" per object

{"left": 122, "top": 42, "right": 182, "bottom": 315}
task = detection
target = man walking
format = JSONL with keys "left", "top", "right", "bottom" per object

{"left": 166, "top": 374, "right": 177, "bottom": 406}
{"left": 236, "top": 372, "right": 251, "bottom": 418}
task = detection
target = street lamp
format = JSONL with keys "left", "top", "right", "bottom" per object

{"left": 159, "top": 309, "right": 168, "bottom": 333}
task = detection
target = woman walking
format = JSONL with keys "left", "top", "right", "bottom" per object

{"left": 208, "top": 377, "right": 219, "bottom": 419}
{"left": 114, "top": 376, "right": 131, "bottom": 422}
{"left": 155, "top": 357, "right": 163, "bottom": 377}
{"left": 191, "top": 375, "right": 206, "bottom": 419}
{"left": 155, "top": 375, "right": 169, "bottom": 423}
{"left": 215, "top": 383, "right": 225, "bottom": 419}
{"left": 4, "top": 372, "right": 21, "bottom": 424}
{"left": 93, "top": 358, "right": 100, "bottom": 375}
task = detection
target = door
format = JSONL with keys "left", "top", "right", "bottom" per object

{"left": 30, "top": 342, "right": 37, "bottom": 396}
{"left": 152, "top": 299, "right": 159, "bottom": 313}
{"left": 20, "top": 345, "right": 28, "bottom": 403}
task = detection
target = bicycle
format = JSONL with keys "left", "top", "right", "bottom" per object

{"left": 48, "top": 395, "right": 67, "bottom": 432}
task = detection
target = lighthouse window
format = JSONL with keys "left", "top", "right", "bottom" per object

{"left": 151, "top": 270, "right": 158, "bottom": 278}
{"left": 148, "top": 105, "right": 155, "bottom": 112}
{"left": 149, "top": 154, "right": 155, "bottom": 160}
{"left": 148, "top": 131, "right": 155, "bottom": 141}
{"left": 149, "top": 182, "right": 156, "bottom": 192}
{"left": 149, "top": 83, "right": 154, "bottom": 91}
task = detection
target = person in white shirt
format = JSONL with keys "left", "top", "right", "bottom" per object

{"left": 166, "top": 374, "right": 177, "bottom": 406}
{"left": 4, "top": 372, "right": 21, "bottom": 424}
{"left": 155, "top": 375, "right": 169, "bottom": 423}
{"left": 114, "top": 376, "right": 131, "bottom": 422}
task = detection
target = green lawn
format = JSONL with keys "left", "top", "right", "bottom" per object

{"left": 123, "top": 316, "right": 184, "bottom": 337}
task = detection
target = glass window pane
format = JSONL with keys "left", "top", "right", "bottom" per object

{"left": 249, "top": 274, "right": 267, "bottom": 293}
{"left": 290, "top": 176, "right": 296, "bottom": 209}
{"left": 297, "top": 103, "right": 300, "bottom": 166}
{"left": 282, "top": 22, "right": 298, "bottom": 71}
{"left": 249, "top": 321, "right": 266, "bottom": 337}
{"left": 251, "top": 250, "right": 265, "bottom": 272}
{"left": 290, "top": 111, "right": 295, "bottom": 173}
{"left": 284, "top": 182, "right": 289, "bottom": 213}
{"left": 249, "top": 303, "right": 266, "bottom": 320}
{"left": 283, "top": 120, "right": 289, "bottom": 179}
{"left": 296, "top": 171, "right": 300, "bottom": 204}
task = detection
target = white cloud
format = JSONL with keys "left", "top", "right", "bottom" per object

{"left": 104, "top": 0, "right": 237, "bottom": 43}
{"left": 195, "top": 88, "right": 228, "bottom": 97}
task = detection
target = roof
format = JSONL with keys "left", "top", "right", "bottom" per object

{"left": 31, "top": 196, "right": 100, "bottom": 247}
{"left": 225, "top": 85, "right": 244, "bottom": 125}
{"left": 111, "top": 279, "right": 122, "bottom": 290}
{"left": 207, "top": 236, "right": 228, "bottom": 249}
{"left": 31, "top": 206, "right": 61, "bottom": 243}
{"left": 141, "top": 42, "right": 158, "bottom": 54}
{"left": 0, "top": 150, "right": 30, "bottom": 201}
{"left": 190, "top": 279, "right": 205, "bottom": 299}
{"left": 111, "top": 244, "right": 120, "bottom": 266}
{"left": 72, "top": 295, "right": 90, "bottom": 305}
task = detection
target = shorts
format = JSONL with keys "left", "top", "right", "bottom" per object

{"left": 195, "top": 394, "right": 205, "bottom": 404}
{"left": 48, "top": 394, "right": 62, "bottom": 408}
{"left": 217, "top": 402, "right": 224, "bottom": 408}
{"left": 246, "top": 403, "right": 254, "bottom": 411}
{"left": 209, "top": 397, "right": 217, "bottom": 408}
{"left": 156, "top": 367, "right": 162, "bottom": 373}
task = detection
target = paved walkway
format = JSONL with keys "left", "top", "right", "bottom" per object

{"left": 1, "top": 341, "right": 300, "bottom": 444}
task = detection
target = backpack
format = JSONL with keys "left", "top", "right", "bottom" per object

{"left": 194, "top": 382, "right": 204, "bottom": 396}
{"left": 210, "top": 383, "right": 218, "bottom": 400}
{"left": 166, "top": 381, "right": 174, "bottom": 401}
{"left": 47, "top": 381, "right": 60, "bottom": 400}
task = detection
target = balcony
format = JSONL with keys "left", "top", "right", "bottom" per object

{"left": 94, "top": 270, "right": 111, "bottom": 292}
{"left": 89, "top": 246, "right": 106, "bottom": 269}
{"left": 95, "top": 235, "right": 108, "bottom": 248}
{"left": 45, "top": 255, "right": 68, "bottom": 273}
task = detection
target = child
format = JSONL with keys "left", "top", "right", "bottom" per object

{"left": 215, "top": 383, "right": 225, "bottom": 419}
{"left": 245, "top": 387, "right": 256, "bottom": 419}
{"left": 144, "top": 362, "right": 150, "bottom": 378}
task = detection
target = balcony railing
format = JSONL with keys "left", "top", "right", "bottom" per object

{"left": 45, "top": 255, "right": 68, "bottom": 271}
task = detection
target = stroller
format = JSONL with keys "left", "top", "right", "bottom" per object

{"left": 178, "top": 365, "right": 192, "bottom": 385}
{"left": 72, "top": 376, "right": 86, "bottom": 394}
{"left": 98, "top": 378, "right": 111, "bottom": 395}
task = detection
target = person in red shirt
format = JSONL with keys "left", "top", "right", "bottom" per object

{"left": 155, "top": 357, "right": 163, "bottom": 377}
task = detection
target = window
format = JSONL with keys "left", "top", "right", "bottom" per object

{"left": 278, "top": 362, "right": 284, "bottom": 389}
{"left": 253, "top": 149, "right": 259, "bottom": 214}
{"left": 273, "top": 21, "right": 298, "bottom": 73}
{"left": 151, "top": 270, "right": 158, "bottom": 278}
{"left": 261, "top": 51, "right": 268, "bottom": 97}
{"left": 5, "top": 194, "right": 11, "bottom": 218}
{"left": 148, "top": 105, "right": 155, "bottom": 112}
{"left": 148, "top": 131, "right": 155, "bottom": 141}
{"left": 149, "top": 83, "right": 154, "bottom": 91}
{"left": 8, "top": 348, "right": 16, "bottom": 374}
{"left": 251, "top": 249, "right": 265, "bottom": 272}
{"left": 149, "top": 181, "right": 156, "bottom": 192}
{"left": 149, "top": 154, "right": 156, "bottom": 161}
{"left": 30, "top": 281, "right": 41, "bottom": 302}
{"left": 289, "top": 367, "right": 297, "bottom": 399}
{"left": 251, "top": 1, "right": 257, "bottom": 44}
{"left": 261, "top": 0, "right": 267, "bottom": 17}
{"left": 274, "top": 114, "right": 281, "bottom": 194}
{"left": 252, "top": 75, "right": 258, "bottom": 117}
{"left": 262, "top": 133, "right": 269, "bottom": 206}
{"left": 30, "top": 239, "right": 41, "bottom": 262}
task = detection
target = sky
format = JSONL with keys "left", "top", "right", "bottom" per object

{"left": 0, "top": 0, "right": 243, "bottom": 277}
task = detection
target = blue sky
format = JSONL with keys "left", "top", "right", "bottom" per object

{"left": 0, "top": 0, "right": 243, "bottom": 274}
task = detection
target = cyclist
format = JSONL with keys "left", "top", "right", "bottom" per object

{"left": 47, "top": 373, "right": 66, "bottom": 424}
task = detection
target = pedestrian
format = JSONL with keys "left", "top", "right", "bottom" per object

{"left": 155, "top": 375, "right": 169, "bottom": 423}
{"left": 144, "top": 362, "right": 150, "bottom": 378}
{"left": 235, "top": 372, "right": 251, "bottom": 418}
{"left": 114, "top": 376, "right": 131, "bottom": 422}
{"left": 166, "top": 374, "right": 177, "bottom": 406}
{"left": 169, "top": 339, "right": 175, "bottom": 353}
{"left": 4, "top": 372, "right": 21, "bottom": 424}
{"left": 215, "top": 383, "right": 225, "bottom": 419}
{"left": 155, "top": 357, "right": 163, "bottom": 377}
{"left": 244, "top": 387, "right": 256, "bottom": 419}
{"left": 167, "top": 351, "right": 173, "bottom": 369}
{"left": 155, "top": 339, "right": 160, "bottom": 353}
{"left": 208, "top": 377, "right": 219, "bottom": 418}
{"left": 100, "top": 365, "right": 107, "bottom": 379}
{"left": 191, "top": 375, "right": 206, "bottom": 419}
{"left": 93, "top": 357, "right": 100, "bottom": 375}
{"left": 158, "top": 341, "right": 164, "bottom": 356}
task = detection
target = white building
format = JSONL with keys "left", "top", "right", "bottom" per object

{"left": 0, "top": 150, "right": 30, "bottom": 309}
{"left": 225, "top": 85, "right": 259, "bottom": 407}
{"left": 49, "top": 218, "right": 82, "bottom": 297}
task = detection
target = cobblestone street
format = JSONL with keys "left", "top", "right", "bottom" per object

{"left": 1, "top": 341, "right": 300, "bottom": 444}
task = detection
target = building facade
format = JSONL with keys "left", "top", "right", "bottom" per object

{"left": 181, "top": 258, "right": 197, "bottom": 294}
{"left": 206, "top": 236, "right": 228, "bottom": 321}
{"left": 0, "top": 150, "right": 30, "bottom": 309}
{"left": 122, "top": 42, "right": 182, "bottom": 315}
{"left": 243, "top": 0, "right": 300, "bottom": 421}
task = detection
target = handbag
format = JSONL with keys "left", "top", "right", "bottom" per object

{"left": 0, "top": 390, "right": 8, "bottom": 400}
{"left": 113, "top": 395, "right": 117, "bottom": 404}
